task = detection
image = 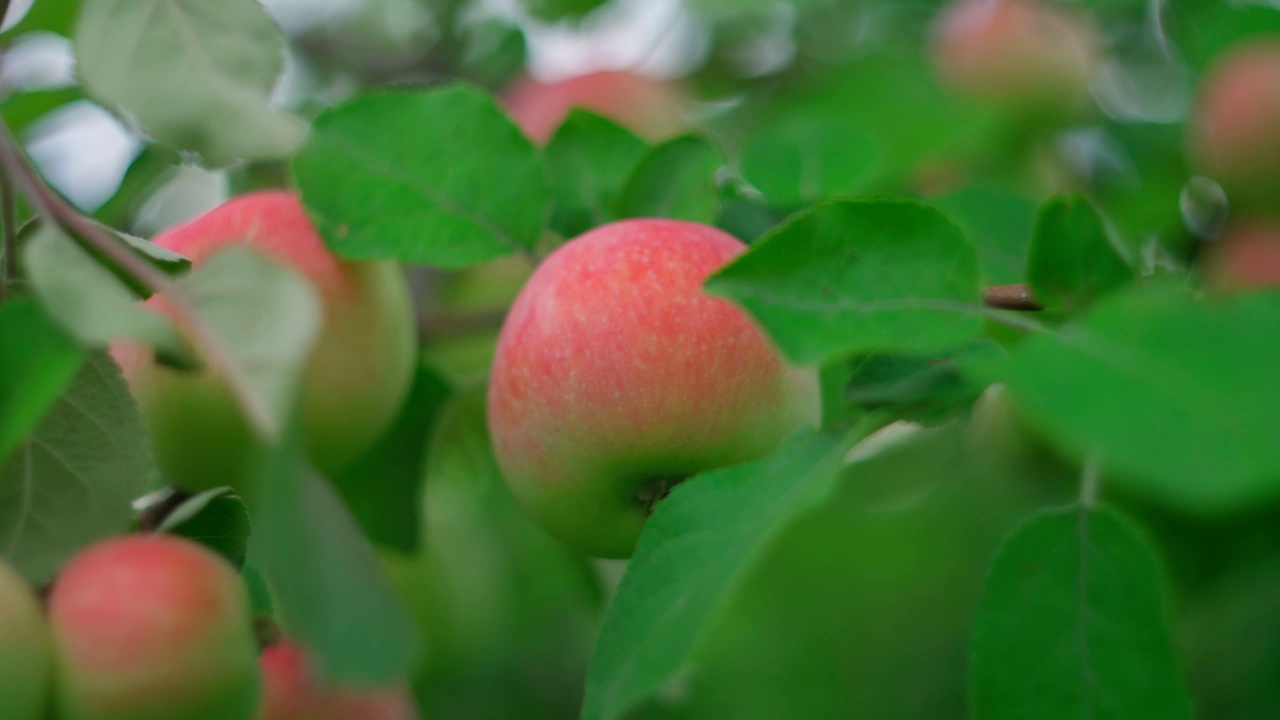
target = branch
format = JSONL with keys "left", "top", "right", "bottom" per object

{"left": 0, "top": 119, "right": 275, "bottom": 436}
{"left": 983, "top": 284, "right": 1041, "bottom": 311}
{"left": 0, "top": 168, "right": 15, "bottom": 300}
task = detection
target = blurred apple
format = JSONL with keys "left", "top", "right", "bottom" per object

{"left": 502, "top": 70, "right": 685, "bottom": 144}
{"left": 1204, "top": 222, "right": 1280, "bottom": 290}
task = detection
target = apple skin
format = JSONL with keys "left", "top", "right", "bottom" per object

{"left": 502, "top": 70, "right": 685, "bottom": 144}
{"left": 116, "top": 190, "right": 416, "bottom": 493}
{"left": 1204, "top": 222, "right": 1280, "bottom": 290}
{"left": 47, "top": 535, "right": 260, "bottom": 720}
{"left": 255, "top": 641, "right": 419, "bottom": 720}
{"left": 930, "top": 0, "right": 1098, "bottom": 116}
{"left": 487, "top": 219, "right": 821, "bottom": 558}
{"left": 0, "top": 560, "right": 52, "bottom": 720}
{"left": 1191, "top": 41, "right": 1280, "bottom": 211}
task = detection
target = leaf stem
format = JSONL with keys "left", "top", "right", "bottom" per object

{"left": 0, "top": 118, "right": 275, "bottom": 437}
{"left": 1079, "top": 454, "right": 1101, "bottom": 509}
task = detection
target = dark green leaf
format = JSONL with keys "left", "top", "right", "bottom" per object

{"left": 971, "top": 505, "right": 1192, "bottom": 720}
{"left": 333, "top": 362, "right": 451, "bottom": 553}
{"left": 583, "top": 429, "right": 846, "bottom": 720}
{"left": 706, "top": 199, "right": 984, "bottom": 364}
{"left": 74, "top": 0, "right": 305, "bottom": 166}
{"left": 740, "top": 114, "right": 878, "bottom": 206}
{"left": 180, "top": 246, "right": 322, "bottom": 442}
{"left": 4, "top": 0, "right": 80, "bottom": 36}
{"left": 931, "top": 186, "right": 1036, "bottom": 285}
{"left": 993, "top": 286, "right": 1280, "bottom": 512}
{"left": 0, "top": 88, "right": 83, "bottom": 136}
{"left": 544, "top": 110, "right": 648, "bottom": 238}
{"left": 253, "top": 423, "right": 419, "bottom": 684}
{"left": 157, "top": 487, "right": 250, "bottom": 568}
{"left": 613, "top": 135, "right": 724, "bottom": 224}
{"left": 23, "top": 224, "right": 196, "bottom": 368}
{"left": 294, "top": 85, "right": 550, "bottom": 268}
{"left": 1027, "top": 195, "right": 1136, "bottom": 312}
{"left": 0, "top": 297, "right": 83, "bottom": 463}
{"left": 842, "top": 339, "right": 1003, "bottom": 425}
{"left": 0, "top": 352, "right": 154, "bottom": 584}
{"left": 521, "top": 0, "right": 609, "bottom": 21}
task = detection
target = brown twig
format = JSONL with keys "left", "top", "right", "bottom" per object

{"left": 983, "top": 284, "right": 1041, "bottom": 311}
{"left": 0, "top": 119, "right": 276, "bottom": 437}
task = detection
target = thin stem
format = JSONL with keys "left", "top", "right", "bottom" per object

{"left": 0, "top": 168, "right": 15, "bottom": 301}
{"left": 0, "top": 118, "right": 275, "bottom": 437}
{"left": 1079, "top": 454, "right": 1101, "bottom": 509}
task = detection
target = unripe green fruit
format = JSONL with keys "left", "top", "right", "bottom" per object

{"left": 256, "top": 641, "right": 419, "bottom": 720}
{"left": 487, "top": 219, "right": 821, "bottom": 558}
{"left": 0, "top": 560, "right": 52, "bottom": 720}
{"left": 115, "top": 190, "right": 416, "bottom": 492}
{"left": 48, "top": 535, "right": 260, "bottom": 720}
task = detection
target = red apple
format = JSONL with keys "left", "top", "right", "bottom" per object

{"left": 502, "top": 70, "right": 685, "bottom": 144}
{"left": 487, "top": 219, "right": 821, "bottom": 558}
{"left": 115, "top": 190, "right": 416, "bottom": 493}
{"left": 48, "top": 535, "right": 260, "bottom": 720}
{"left": 1204, "top": 222, "right": 1280, "bottom": 290}
{"left": 256, "top": 641, "right": 419, "bottom": 720}
{"left": 1191, "top": 41, "right": 1280, "bottom": 211}
{"left": 0, "top": 559, "right": 52, "bottom": 720}
{"left": 930, "top": 0, "right": 1099, "bottom": 116}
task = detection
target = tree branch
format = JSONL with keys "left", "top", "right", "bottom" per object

{"left": 0, "top": 119, "right": 275, "bottom": 437}
{"left": 0, "top": 168, "right": 15, "bottom": 301}
{"left": 983, "top": 284, "right": 1041, "bottom": 311}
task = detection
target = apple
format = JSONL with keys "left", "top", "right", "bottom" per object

{"left": 1191, "top": 41, "right": 1280, "bottom": 211}
{"left": 48, "top": 535, "right": 260, "bottom": 720}
{"left": 115, "top": 190, "right": 417, "bottom": 493}
{"left": 930, "top": 0, "right": 1099, "bottom": 117}
{"left": 1204, "top": 222, "right": 1280, "bottom": 290}
{"left": 486, "top": 218, "right": 822, "bottom": 558}
{"left": 502, "top": 70, "right": 685, "bottom": 144}
{"left": 256, "top": 641, "right": 419, "bottom": 720}
{"left": 0, "top": 559, "right": 52, "bottom": 720}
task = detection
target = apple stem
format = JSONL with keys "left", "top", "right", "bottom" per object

{"left": 637, "top": 476, "right": 683, "bottom": 515}
{"left": 0, "top": 117, "right": 277, "bottom": 438}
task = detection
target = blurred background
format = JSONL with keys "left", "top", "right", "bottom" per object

{"left": 4, "top": 0, "right": 1280, "bottom": 717}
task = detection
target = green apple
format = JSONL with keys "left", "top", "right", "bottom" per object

{"left": 0, "top": 559, "right": 52, "bottom": 720}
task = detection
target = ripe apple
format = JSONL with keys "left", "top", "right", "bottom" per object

{"left": 48, "top": 535, "right": 260, "bottom": 720}
{"left": 502, "top": 70, "right": 685, "bottom": 144}
{"left": 115, "top": 190, "right": 416, "bottom": 493}
{"left": 0, "top": 560, "right": 51, "bottom": 720}
{"left": 930, "top": 0, "right": 1099, "bottom": 116}
{"left": 487, "top": 219, "right": 821, "bottom": 558}
{"left": 1203, "top": 222, "right": 1280, "bottom": 290}
{"left": 256, "top": 641, "right": 419, "bottom": 720}
{"left": 1191, "top": 41, "right": 1280, "bottom": 211}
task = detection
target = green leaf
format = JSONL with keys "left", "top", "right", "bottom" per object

{"left": 332, "top": 361, "right": 451, "bottom": 553}
{"left": 582, "top": 429, "right": 847, "bottom": 720}
{"left": 253, "top": 423, "right": 419, "bottom": 684}
{"left": 521, "top": 0, "right": 609, "bottom": 21}
{"left": 970, "top": 505, "right": 1192, "bottom": 720}
{"left": 0, "top": 298, "right": 84, "bottom": 463}
{"left": 4, "top": 0, "right": 80, "bottom": 36}
{"left": 543, "top": 110, "right": 648, "bottom": 239}
{"left": 0, "top": 352, "right": 155, "bottom": 584}
{"left": 994, "top": 287, "right": 1280, "bottom": 512}
{"left": 94, "top": 145, "right": 183, "bottom": 229}
{"left": 613, "top": 135, "right": 724, "bottom": 224}
{"left": 73, "top": 0, "right": 306, "bottom": 166}
{"left": 930, "top": 186, "right": 1036, "bottom": 285}
{"left": 179, "top": 246, "right": 322, "bottom": 442}
{"left": 1026, "top": 195, "right": 1136, "bottom": 312}
{"left": 458, "top": 19, "right": 527, "bottom": 89}
{"left": 294, "top": 85, "right": 550, "bottom": 268}
{"left": 842, "top": 339, "right": 1004, "bottom": 425}
{"left": 157, "top": 487, "right": 250, "bottom": 568}
{"left": 23, "top": 224, "right": 197, "bottom": 369}
{"left": 740, "top": 114, "right": 878, "bottom": 206}
{"left": 706, "top": 199, "right": 984, "bottom": 364}
{"left": 0, "top": 88, "right": 83, "bottom": 136}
